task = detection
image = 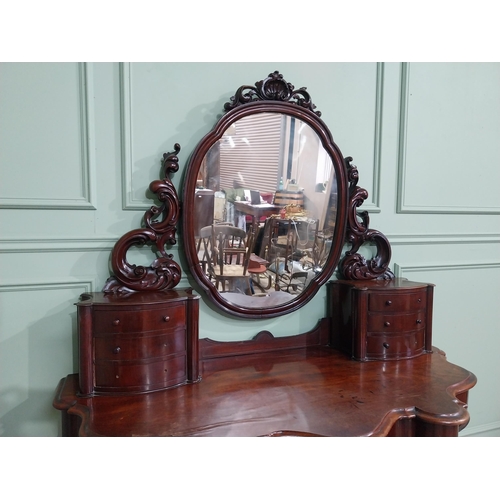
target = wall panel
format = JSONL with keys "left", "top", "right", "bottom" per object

{"left": 1, "top": 62, "right": 499, "bottom": 437}
{"left": 120, "top": 62, "right": 383, "bottom": 210}
{"left": 0, "top": 62, "right": 96, "bottom": 209}
{"left": 397, "top": 62, "right": 500, "bottom": 214}
{"left": 394, "top": 260, "right": 500, "bottom": 436}
{"left": 0, "top": 281, "right": 92, "bottom": 436}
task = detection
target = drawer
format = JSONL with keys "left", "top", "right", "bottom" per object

{"left": 95, "top": 354, "right": 187, "bottom": 391}
{"left": 93, "top": 303, "right": 185, "bottom": 334}
{"left": 94, "top": 330, "right": 186, "bottom": 361}
{"left": 367, "top": 311, "right": 425, "bottom": 333}
{"left": 368, "top": 291, "right": 427, "bottom": 313}
{"left": 366, "top": 330, "right": 425, "bottom": 360}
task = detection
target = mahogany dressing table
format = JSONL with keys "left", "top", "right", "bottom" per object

{"left": 54, "top": 321, "right": 475, "bottom": 437}
{"left": 53, "top": 71, "right": 476, "bottom": 437}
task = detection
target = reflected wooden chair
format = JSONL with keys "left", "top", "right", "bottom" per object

{"left": 196, "top": 225, "right": 213, "bottom": 274}
{"left": 203, "top": 224, "right": 254, "bottom": 294}
{"left": 262, "top": 218, "right": 320, "bottom": 292}
{"left": 196, "top": 223, "right": 236, "bottom": 274}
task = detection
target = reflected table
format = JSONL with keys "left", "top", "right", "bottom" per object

{"left": 233, "top": 201, "right": 281, "bottom": 237}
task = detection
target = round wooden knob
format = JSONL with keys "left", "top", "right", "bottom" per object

{"left": 113, "top": 347, "right": 121, "bottom": 354}
{"left": 416, "top": 319, "right": 422, "bottom": 324}
{"left": 112, "top": 319, "right": 120, "bottom": 326}
{"left": 383, "top": 342, "right": 390, "bottom": 349}
{"left": 163, "top": 316, "right": 170, "bottom": 322}
{"left": 385, "top": 300, "right": 392, "bottom": 306}
{"left": 384, "top": 321, "right": 391, "bottom": 327}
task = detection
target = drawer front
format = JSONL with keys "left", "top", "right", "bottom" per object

{"left": 93, "top": 303, "right": 185, "bottom": 334}
{"left": 94, "top": 330, "right": 186, "bottom": 361}
{"left": 368, "top": 291, "right": 427, "bottom": 313}
{"left": 366, "top": 330, "right": 425, "bottom": 360}
{"left": 95, "top": 354, "right": 187, "bottom": 392}
{"left": 367, "top": 311, "right": 425, "bottom": 333}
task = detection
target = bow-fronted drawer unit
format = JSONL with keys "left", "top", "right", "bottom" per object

{"left": 329, "top": 279, "right": 434, "bottom": 361}
{"left": 76, "top": 290, "right": 199, "bottom": 396}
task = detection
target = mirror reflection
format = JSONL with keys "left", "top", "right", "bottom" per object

{"left": 193, "top": 112, "right": 338, "bottom": 308}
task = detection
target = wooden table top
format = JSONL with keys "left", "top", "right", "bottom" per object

{"left": 53, "top": 346, "right": 476, "bottom": 437}
{"left": 233, "top": 201, "right": 282, "bottom": 219}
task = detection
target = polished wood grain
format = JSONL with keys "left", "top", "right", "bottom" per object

{"left": 77, "top": 289, "right": 200, "bottom": 396}
{"left": 103, "top": 145, "right": 182, "bottom": 294}
{"left": 329, "top": 279, "right": 434, "bottom": 361}
{"left": 52, "top": 71, "right": 477, "bottom": 438}
{"left": 182, "top": 72, "right": 351, "bottom": 319}
{"left": 54, "top": 337, "right": 476, "bottom": 437}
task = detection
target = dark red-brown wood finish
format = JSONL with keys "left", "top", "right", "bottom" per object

{"left": 182, "top": 71, "right": 392, "bottom": 318}
{"left": 329, "top": 279, "right": 434, "bottom": 361}
{"left": 103, "top": 145, "right": 182, "bottom": 294}
{"left": 183, "top": 110, "right": 346, "bottom": 317}
{"left": 338, "top": 157, "right": 393, "bottom": 280}
{"left": 53, "top": 321, "right": 476, "bottom": 437}
{"left": 100, "top": 70, "right": 392, "bottom": 317}
{"left": 51, "top": 70, "right": 477, "bottom": 438}
{"left": 76, "top": 290, "right": 200, "bottom": 397}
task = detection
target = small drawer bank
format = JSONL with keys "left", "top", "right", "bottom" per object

{"left": 77, "top": 289, "right": 199, "bottom": 396}
{"left": 328, "top": 278, "right": 434, "bottom": 361}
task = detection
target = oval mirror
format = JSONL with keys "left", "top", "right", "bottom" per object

{"left": 183, "top": 72, "right": 349, "bottom": 318}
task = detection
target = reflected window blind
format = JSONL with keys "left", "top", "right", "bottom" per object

{"left": 219, "top": 113, "right": 283, "bottom": 194}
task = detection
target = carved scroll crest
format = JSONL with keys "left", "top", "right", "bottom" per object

{"left": 224, "top": 70, "right": 321, "bottom": 116}
{"left": 338, "top": 157, "right": 393, "bottom": 280}
{"left": 103, "top": 144, "right": 182, "bottom": 294}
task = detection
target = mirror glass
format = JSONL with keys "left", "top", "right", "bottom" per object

{"left": 191, "top": 112, "right": 339, "bottom": 310}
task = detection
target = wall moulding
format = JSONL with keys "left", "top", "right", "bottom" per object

{"left": 396, "top": 62, "right": 500, "bottom": 215}
{"left": 459, "top": 420, "right": 500, "bottom": 437}
{"left": 0, "top": 62, "right": 97, "bottom": 210}
{"left": 393, "top": 261, "right": 500, "bottom": 277}
{"left": 119, "top": 62, "right": 139, "bottom": 210}
{"left": 392, "top": 260, "right": 500, "bottom": 439}
{"left": 119, "top": 62, "right": 386, "bottom": 212}
{"left": 120, "top": 62, "right": 156, "bottom": 211}
{"left": 0, "top": 238, "right": 116, "bottom": 254}
{"left": 364, "top": 61, "right": 384, "bottom": 213}
{"left": 387, "top": 233, "right": 500, "bottom": 246}
{"left": 120, "top": 62, "right": 172, "bottom": 211}
{"left": 0, "top": 279, "right": 95, "bottom": 295}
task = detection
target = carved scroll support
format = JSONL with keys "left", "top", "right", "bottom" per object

{"left": 338, "top": 157, "right": 394, "bottom": 280}
{"left": 103, "top": 144, "right": 182, "bottom": 294}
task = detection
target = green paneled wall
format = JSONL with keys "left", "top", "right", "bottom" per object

{"left": 1, "top": 62, "right": 499, "bottom": 436}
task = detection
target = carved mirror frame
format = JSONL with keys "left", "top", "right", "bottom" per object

{"left": 102, "top": 71, "right": 392, "bottom": 319}
{"left": 182, "top": 71, "right": 390, "bottom": 318}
